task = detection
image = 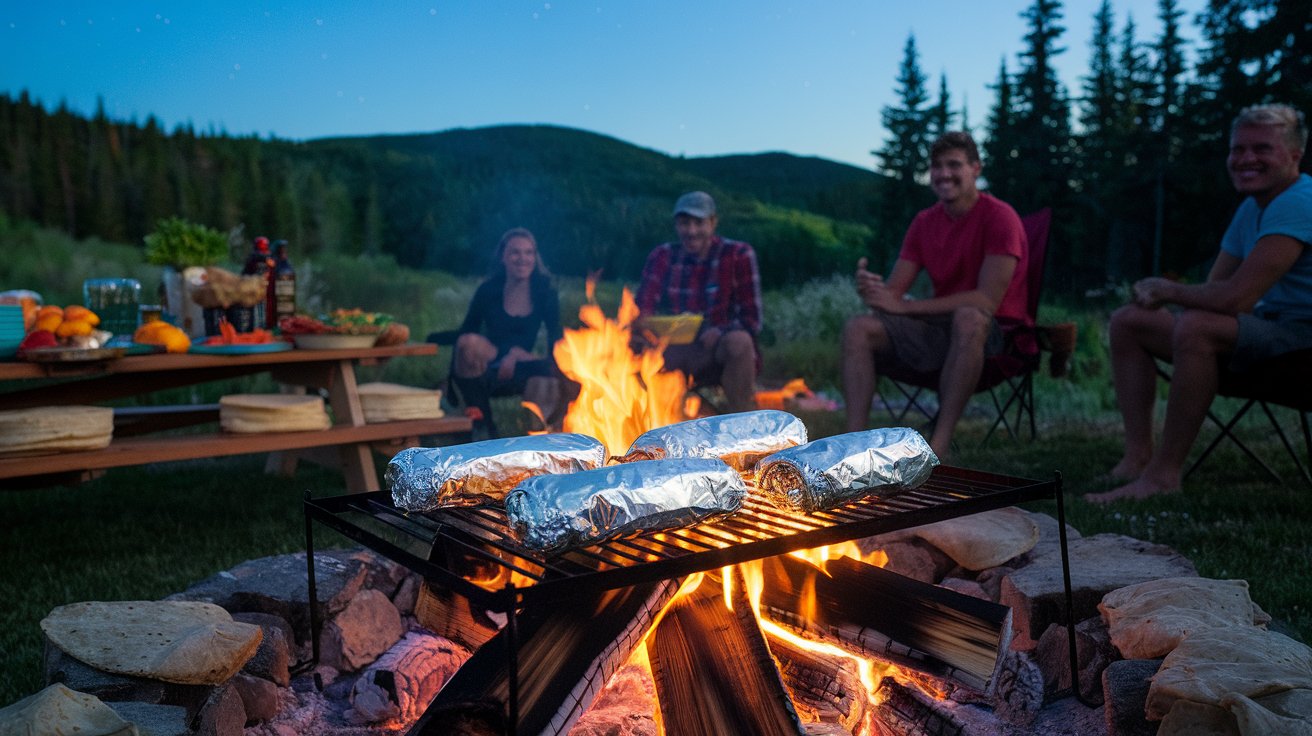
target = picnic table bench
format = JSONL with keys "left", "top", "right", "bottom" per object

{"left": 0, "top": 343, "right": 471, "bottom": 491}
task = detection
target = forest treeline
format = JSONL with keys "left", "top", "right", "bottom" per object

{"left": 0, "top": 0, "right": 1307, "bottom": 295}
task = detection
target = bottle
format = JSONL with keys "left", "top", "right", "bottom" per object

{"left": 241, "top": 237, "right": 274, "bottom": 329}
{"left": 271, "top": 240, "right": 297, "bottom": 330}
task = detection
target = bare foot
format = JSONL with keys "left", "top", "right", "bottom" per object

{"left": 1108, "top": 455, "right": 1150, "bottom": 481}
{"left": 1085, "top": 477, "right": 1180, "bottom": 504}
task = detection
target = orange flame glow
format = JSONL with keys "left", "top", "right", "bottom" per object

{"left": 553, "top": 282, "right": 691, "bottom": 457}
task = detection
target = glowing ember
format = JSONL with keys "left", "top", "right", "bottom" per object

{"left": 553, "top": 280, "right": 692, "bottom": 457}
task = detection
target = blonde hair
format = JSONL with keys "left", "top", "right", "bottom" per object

{"left": 1232, "top": 104, "right": 1308, "bottom": 152}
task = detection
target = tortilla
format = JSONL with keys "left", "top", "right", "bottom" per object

{"left": 219, "top": 393, "right": 331, "bottom": 433}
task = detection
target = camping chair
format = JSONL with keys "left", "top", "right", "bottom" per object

{"left": 1162, "top": 348, "right": 1312, "bottom": 486}
{"left": 877, "top": 208, "right": 1053, "bottom": 445}
{"left": 426, "top": 330, "right": 511, "bottom": 440}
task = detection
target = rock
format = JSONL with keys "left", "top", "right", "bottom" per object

{"left": 0, "top": 683, "right": 136, "bottom": 736}
{"left": 196, "top": 682, "right": 246, "bottom": 736}
{"left": 905, "top": 507, "right": 1040, "bottom": 571}
{"left": 1000, "top": 533, "right": 1197, "bottom": 648}
{"left": 233, "top": 617, "right": 291, "bottom": 687}
{"left": 1099, "top": 577, "right": 1271, "bottom": 659}
{"left": 319, "top": 589, "right": 405, "bottom": 672}
{"left": 392, "top": 573, "right": 421, "bottom": 616}
{"left": 44, "top": 641, "right": 167, "bottom": 704}
{"left": 1034, "top": 616, "right": 1115, "bottom": 704}
{"left": 1102, "top": 659, "right": 1162, "bottom": 736}
{"left": 1015, "top": 510, "right": 1082, "bottom": 563}
{"left": 1146, "top": 626, "right": 1312, "bottom": 721}
{"left": 230, "top": 612, "right": 294, "bottom": 654}
{"left": 40, "top": 600, "right": 262, "bottom": 686}
{"left": 105, "top": 701, "right": 191, "bottom": 736}
{"left": 231, "top": 673, "right": 280, "bottom": 724}
{"left": 354, "top": 548, "right": 411, "bottom": 598}
{"left": 937, "top": 577, "right": 990, "bottom": 600}
{"left": 169, "top": 550, "right": 371, "bottom": 642}
{"left": 877, "top": 540, "right": 941, "bottom": 583}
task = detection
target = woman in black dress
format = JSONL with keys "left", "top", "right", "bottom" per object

{"left": 452, "top": 228, "right": 565, "bottom": 435}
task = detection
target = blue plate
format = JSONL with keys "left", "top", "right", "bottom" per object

{"left": 188, "top": 341, "right": 294, "bottom": 355}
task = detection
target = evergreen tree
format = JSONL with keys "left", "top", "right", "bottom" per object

{"left": 1010, "top": 0, "right": 1072, "bottom": 218}
{"left": 984, "top": 57, "right": 1021, "bottom": 197}
{"left": 874, "top": 33, "right": 931, "bottom": 247}
{"left": 929, "top": 73, "right": 955, "bottom": 139}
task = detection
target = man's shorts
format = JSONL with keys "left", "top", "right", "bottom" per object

{"left": 871, "top": 312, "right": 1005, "bottom": 375}
{"left": 661, "top": 329, "right": 757, "bottom": 386}
{"left": 1231, "top": 313, "right": 1312, "bottom": 372}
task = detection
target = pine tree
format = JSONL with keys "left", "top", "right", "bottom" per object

{"left": 984, "top": 57, "right": 1021, "bottom": 197}
{"left": 1011, "top": 0, "right": 1072, "bottom": 217}
{"left": 874, "top": 33, "right": 931, "bottom": 246}
{"left": 929, "top": 73, "right": 955, "bottom": 139}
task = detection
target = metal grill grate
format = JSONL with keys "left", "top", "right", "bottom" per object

{"left": 305, "top": 465, "right": 1060, "bottom": 611}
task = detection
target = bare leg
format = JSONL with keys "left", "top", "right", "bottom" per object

{"left": 454, "top": 333, "right": 497, "bottom": 378}
{"left": 1090, "top": 310, "right": 1238, "bottom": 503}
{"left": 841, "top": 314, "right": 891, "bottom": 432}
{"left": 1107, "top": 305, "right": 1177, "bottom": 480}
{"left": 929, "top": 307, "right": 992, "bottom": 459}
{"left": 716, "top": 330, "right": 759, "bottom": 412}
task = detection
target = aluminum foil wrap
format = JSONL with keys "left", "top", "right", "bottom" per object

{"left": 504, "top": 458, "right": 746, "bottom": 553}
{"left": 387, "top": 433, "right": 607, "bottom": 512}
{"left": 620, "top": 410, "right": 808, "bottom": 471}
{"left": 754, "top": 427, "right": 938, "bottom": 512}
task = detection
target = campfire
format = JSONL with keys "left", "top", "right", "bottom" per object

{"left": 397, "top": 293, "right": 1018, "bottom": 736}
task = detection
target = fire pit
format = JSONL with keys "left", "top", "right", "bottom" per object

{"left": 302, "top": 466, "right": 1081, "bottom": 735}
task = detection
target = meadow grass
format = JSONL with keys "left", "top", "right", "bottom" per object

{"left": 2, "top": 228, "right": 1310, "bottom": 706}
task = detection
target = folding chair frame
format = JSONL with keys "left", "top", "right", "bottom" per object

{"left": 1157, "top": 361, "right": 1312, "bottom": 487}
{"left": 875, "top": 208, "right": 1052, "bottom": 449}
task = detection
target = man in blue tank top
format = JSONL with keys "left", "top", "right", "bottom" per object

{"left": 1093, "top": 104, "right": 1312, "bottom": 503}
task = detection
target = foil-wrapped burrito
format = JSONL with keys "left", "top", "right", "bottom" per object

{"left": 755, "top": 427, "right": 938, "bottom": 512}
{"left": 387, "top": 433, "right": 607, "bottom": 512}
{"left": 620, "top": 410, "right": 808, "bottom": 471}
{"left": 505, "top": 458, "right": 746, "bottom": 553}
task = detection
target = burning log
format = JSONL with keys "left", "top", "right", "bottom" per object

{"left": 872, "top": 678, "right": 966, "bottom": 736}
{"left": 758, "top": 555, "right": 1012, "bottom": 694}
{"left": 768, "top": 634, "right": 868, "bottom": 734}
{"left": 647, "top": 569, "right": 805, "bottom": 736}
{"left": 413, "top": 581, "right": 503, "bottom": 652}
{"left": 409, "top": 579, "right": 680, "bottom": 736}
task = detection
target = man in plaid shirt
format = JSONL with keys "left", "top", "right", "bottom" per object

{"left": 636, "top": 191, "right": 763, "bottom": 412}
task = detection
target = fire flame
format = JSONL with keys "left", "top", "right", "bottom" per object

{"left": 553, "top": 279, "right": 691, "bottom": 457}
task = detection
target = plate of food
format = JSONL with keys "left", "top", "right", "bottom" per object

{"left": 20, "top": 346, "right": 127, "bottom": 363}
{"left": 636, "top": 313, "right": 703, "bottom": 345}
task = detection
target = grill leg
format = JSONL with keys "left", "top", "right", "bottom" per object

{"left": 1055, "top": 474, "right": 1098, "bottom": 707}
{"left": 505, "top": 592, "right": 519, "bottom": 736}
{"left": 305, "top": 490, "right": 321, "bottom": 668}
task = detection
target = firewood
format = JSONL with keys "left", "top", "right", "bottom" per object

{"left": 409, "top": 579, "right": 680, "bottom": 736}
{"left": 872, "top": 678, "right": 966, "bottom": 736}
{"left": 758, "top": 555, "right": 1012, "bottom": 694}
{"left": 647, "top": 569, "right": 805, "bottom": 736}
{"left": 768, "top": 634, "right": 868, "bottom": 734}
{"left": 413, "top": 580, "right": 502, "bottom": 652}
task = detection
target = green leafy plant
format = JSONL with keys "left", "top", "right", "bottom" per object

{"left": 143, "top": 217, "right": 228, "bottom": 269}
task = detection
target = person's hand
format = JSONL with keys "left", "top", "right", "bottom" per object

{"left": 1131, "top": 278, "right": 1173, "bottom": 309}
{"left": 497, "top": 346, "right": 533, "bottom": 381}
{"left": 698, "top": 326, "right": 722, "bottom": 351}
{"left": 855, "top": 257, "right": 883, "bottom": 302}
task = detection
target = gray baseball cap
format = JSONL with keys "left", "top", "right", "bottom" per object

{"left": 673, "top": 191, "right": 716, "bottom": 219}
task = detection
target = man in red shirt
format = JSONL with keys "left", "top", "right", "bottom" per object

{"left": 636, "top": 191, "right": 763, "bottom": 412}
{"left": 842, "top": 132, "right": 1029, "bottom": 458}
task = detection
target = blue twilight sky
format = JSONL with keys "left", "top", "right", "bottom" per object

{"left": 1, "top": 1, "right": 1202, "bottom": 170}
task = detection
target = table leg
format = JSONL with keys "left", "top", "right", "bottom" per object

{"left": 325, "top": 359, "right": 378, "bottom": 493}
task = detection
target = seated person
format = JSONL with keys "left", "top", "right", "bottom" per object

{"left": 635, "top": 191, "right": 762, "bottom": 413}
{"left": 1091, "top": 103, "right": 1312, "bottom": 503}
{"left": 841, "top": 132, "right": 1029, "bottom": 459}
{"left": 453, "top": 227, "right": 567, "bottom": 434}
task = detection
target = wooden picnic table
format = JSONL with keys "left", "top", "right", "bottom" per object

{"left": 0, "top": 343, "right": 471, "bottom": 491}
